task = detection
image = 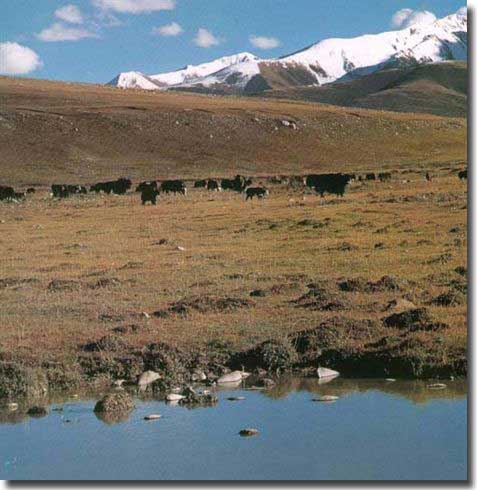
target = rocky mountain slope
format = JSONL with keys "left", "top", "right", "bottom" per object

{"left": 260, "top": 61, "right": 467, "bottom": 117}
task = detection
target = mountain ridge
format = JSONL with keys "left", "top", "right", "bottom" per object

{"left": 108, "top": 10, "right": 467, "bottom": 95}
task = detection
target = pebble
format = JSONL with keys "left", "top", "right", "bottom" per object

{"left": 144, "top": 414, "right": 162, "bottom": 421}
{"left": 166, "top": 394, "right": 185, "bottom": 402}
{"left": 239, "top": 428, "right": 259, "bottom": 437}
{"left": 312, "top": 395, "right": 339, "bottom": 402}
{"left": 317, "top": 367, "right": 340, "bottom": 379}
{"left": 27, "top": 406, "right": 48, "bottom": 417}
{"left": 427, "top": 383, "right": 447, "bottom": 389}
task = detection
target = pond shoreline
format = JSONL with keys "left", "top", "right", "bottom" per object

{"left": 0, "top": 331, "right": 466, "bottom": 402}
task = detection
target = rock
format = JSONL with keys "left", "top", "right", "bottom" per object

{"left": 217, "top": 371, "right": 243, "bottom": 384}
{"left": 227, "top": 396, "right": 245, "bottom": 401}
{"left": 6, "top": 402, "right": 18, "bottom": 411}
{"left": 312, "top": 395, "right": 339, "bottom": 402}
{"left": 144, "top": 414, "right": 162, "bottom": 420}
{"left": 27, "top": 406, "right": 48, "bottom": 418}
{"left": 191, "top": 370, "right": 207, "bottom": 382}
{"left": 138, "top": 370, "right": 161, "bottom": 389}
{"left": 113, "top": 379, "right": 126, "bottom": 388}
{"left": 94, "top": 392, "right": 134, "bottom": 414}
{"left": 141, "top": 312, "right": 151, "bottom": 319}
{"left": 178, "top": 386, "right": 218, "bottom": 406}
{"left": 176, "top": 246, "right": 186, "bottom": 251}
{"left": 385, "top": 378, "right": 396, "bottom": 382}
{"left": 262, "top": 378, "right": 276, "bottom": 388}
{"left": 239, "top": 428, "right": 259, "bottom": 437}
{"left": 317, "top": 367, "right": 340, "bottom": 379}
{"left": 427, "top": 383, "right": 447, "bottom": 389}
{"left": 166, "top": 393, "right": 185, "bottom": 402}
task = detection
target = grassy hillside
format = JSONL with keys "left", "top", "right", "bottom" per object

{"left": 0, "top": 76, "right": 466, "bottom": 186}
{"left": 262, "top": 62, "right": 467, "bottom": 117}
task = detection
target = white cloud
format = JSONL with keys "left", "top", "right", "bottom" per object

{"left": 0, "top": 42, "right": 43, "bottom": 75}
{"left": 152, "top": 22, "right": 183, "bottom": 37}
{"left": 55, "top": 4, "right": 84, "bottom": 24}
{"left": 249, "top": 35, "right": 280, "bottom": 50}
{"left": 91, "top": 0, "right": 175, "bottom": 14}
{"left": 193, "top": 28, "right": 220, "bottom": 48}
{"left": 36, "top": 22, "right": 98, "bottom": 42}
{"left": 391, "top": 8, "right": 437, "bottom": 29}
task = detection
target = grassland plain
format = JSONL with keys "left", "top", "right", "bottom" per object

{"left": 0, "top": 165, "right": 467, "bottom": 397}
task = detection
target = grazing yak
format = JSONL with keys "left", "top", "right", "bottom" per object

{"left": 0, "top": 185, "right": 15, "bottom": 201}
{"left": 194, "top": 180, "right": 207, "bottom": 188}
{"left": 51, "top": 184, "right": 87, "bottom": 198}
{"left": 221, "top": 175, "right": 252, "bottom": 192}
{"left": 207, "top": 179, "right": 221, "bottom": 191}
{"left": 378, "top": 172, "right": 392, "bottom": 182}
{"left": 26, "top": 188, "right": 36, "bottom": 194}
{"left": 366, "top": 173, "right": 376, "bottom": 181}
{"left": 458, "top": 169, "right": 467, "bottom": 180}
{"left": 245, "top": 187, "right": 269, "bottom": 200}
{"left": 90, "top": 178, "right": 132, "bottom": 195}
{"left": 161, "top": 180, "right": 187, "bottom": 195}
{"left": 136, "top": 181, "right": 158, "bottom": 193}
{"left": 305, "top": 173, "right": 352, "bottom": 197}
{"left": 141, "top": 186, "right": 160, "bottom": 205}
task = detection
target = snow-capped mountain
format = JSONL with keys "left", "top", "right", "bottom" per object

{"left": 109, "top": 9, "right": 467, "bottom": 93}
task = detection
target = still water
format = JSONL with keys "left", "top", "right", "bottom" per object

{"left": 0, "top": 378, "right": 467, "bottom": 481}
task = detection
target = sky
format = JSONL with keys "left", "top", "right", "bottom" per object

{"left": 0, "top": 0, "right": 466, "bottom": 84}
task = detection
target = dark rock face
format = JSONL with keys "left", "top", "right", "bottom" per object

{"left": 94, "top": 391, "right": 135, "bottom": 414}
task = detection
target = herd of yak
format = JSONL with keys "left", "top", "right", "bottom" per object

{"left": 0, "top": 168, "right": 468, "bottom": 204}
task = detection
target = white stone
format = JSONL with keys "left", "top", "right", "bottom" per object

{"left": 144, "top": 414, "right": 162, "bottom": 420}
{"left": 317, "top": 367, "right": 340, "bottom": 379}
{"left": 138, "top": 370, "right": 161, "bottom": 388}
{"left": 166, "top": 393, "right": 185, "bottom": 401}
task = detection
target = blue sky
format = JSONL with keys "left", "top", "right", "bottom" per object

{"left": 0, "top": 0, "right": 465, "bottom": 83}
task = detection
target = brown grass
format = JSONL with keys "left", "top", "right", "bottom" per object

{"left": 0, "top": 76, "right": 466, "bottom": 186}
{"left": 0, "top": 167, "right": 466, "bottom": 366}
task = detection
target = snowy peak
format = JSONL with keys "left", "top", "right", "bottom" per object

{"left": 280, "top": 11, "right": 467, "bottom": 84}
{"left": 108, "top": 71, "right": 165, "bottom": 90}
{"left": 109, "top": 9, "right": 466, "bottom": 93}
{"left": 151, "top": 52, "right": 261, "bottom": 87}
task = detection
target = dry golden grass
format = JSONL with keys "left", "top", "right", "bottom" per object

{"left": 0, "top": 76, "right": 466, "bottom": 186}
{"left": 0, "top": 166, "right": 466, "bottom": 365}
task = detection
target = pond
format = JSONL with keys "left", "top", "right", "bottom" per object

{"left": 0, "top": 377, "right": 467, "bottom": 481}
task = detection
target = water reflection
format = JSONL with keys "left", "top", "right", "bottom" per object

{"left": 0, "top": 377, "right": 467, "bottom": 426}
{"left": 262, "top": 377, "right": 467, "bottom": 404}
